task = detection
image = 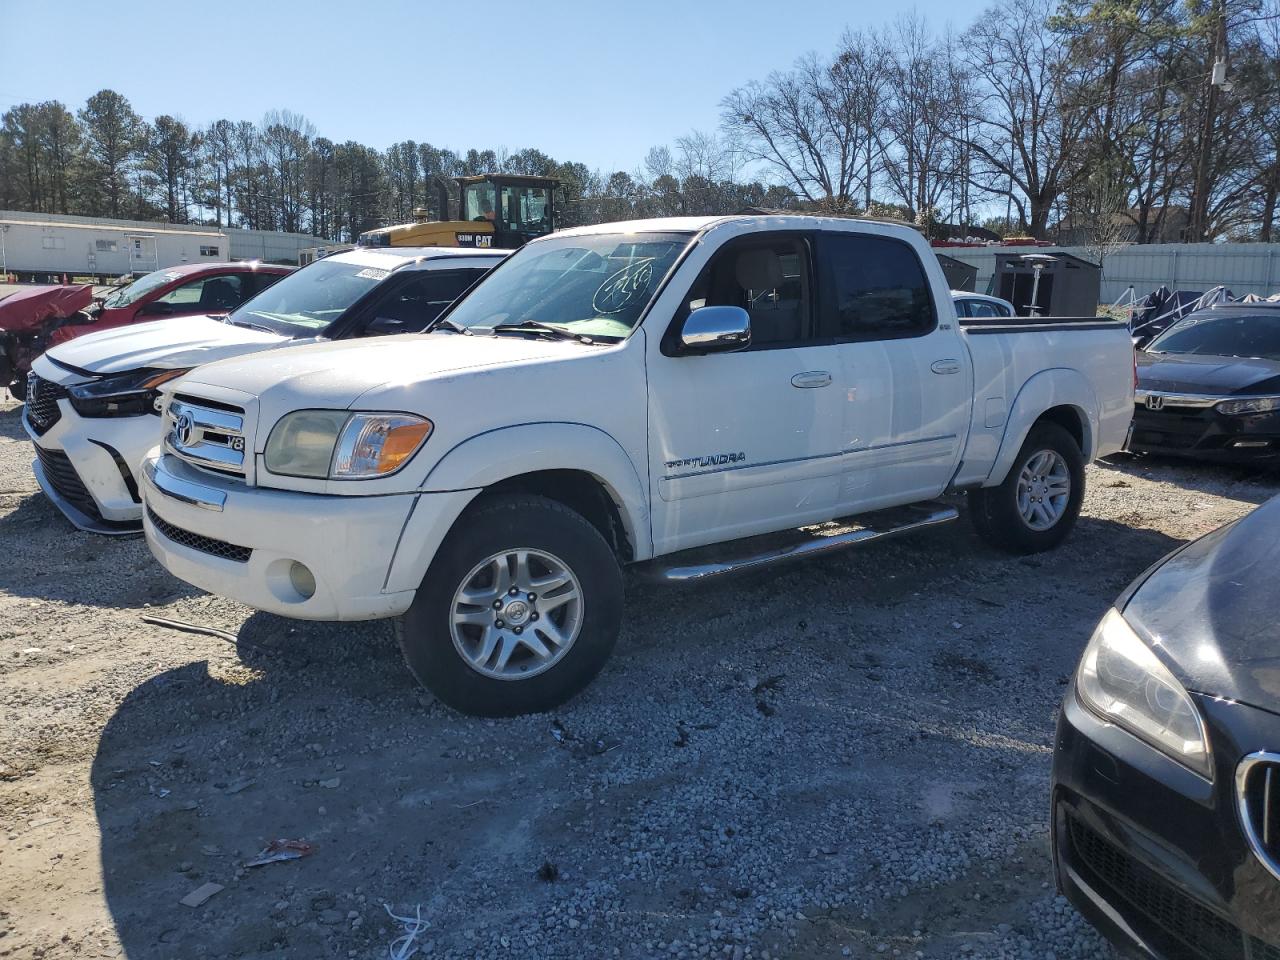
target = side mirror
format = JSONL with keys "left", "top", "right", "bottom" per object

{"left": 679, "top": 305, "right": 751, "bottom": 354}
{"left": 138, "top": 300, "right": 175, "bottom": 317}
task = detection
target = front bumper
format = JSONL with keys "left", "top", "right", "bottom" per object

{"left": 1126, "top": 404, "right": 1280, "bottom": 462}
{"left": 22, "top": 400, "right": 156, "bottom": 533}
{"left": 1052, "top": 682, "right": 1280, "bottom": 959}
{"left": 141, "top": 451, "right": 476, "bottom": 621}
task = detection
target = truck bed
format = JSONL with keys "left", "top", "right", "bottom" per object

{"left": 952, "top": 315, "right": 1134, "bottom": 487}
{"left": 958, "top": 314, "right": 1126, "bottom": 333}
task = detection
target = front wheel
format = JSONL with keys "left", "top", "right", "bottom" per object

{"left": 397, "top": 494, "right": 623, "bottom": 717}
{"left": 968, "top": 421, "right": 1085, "bottom": 554}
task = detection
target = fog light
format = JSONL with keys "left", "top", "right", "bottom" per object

{"left": 1232, "top": 439, "right": 1270, "bottom": 448}
{"left": 288, "top": 561, "right": 316, "bottom": 599}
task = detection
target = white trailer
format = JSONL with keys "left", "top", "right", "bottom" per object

{"left": 0, "top": 211, "right": 230, "bottom": 281}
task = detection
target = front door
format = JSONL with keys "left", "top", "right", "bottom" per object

{"left": 646, "top": 234, "right": 846, "bottom": 555}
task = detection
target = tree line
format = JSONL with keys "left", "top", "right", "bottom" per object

{"left": 2, "top": 0, "right": 1276, "bottom": 244}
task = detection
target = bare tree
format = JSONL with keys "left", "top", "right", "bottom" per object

{"left": 963, "top": 0, "right": 1097, "bottom": 238}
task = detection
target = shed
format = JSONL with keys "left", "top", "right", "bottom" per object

{"left": 935, "top": 253, "right": 978, "bottom": 292}
{"left": 991, "top": 251, "right": 1101, "bottom": 317}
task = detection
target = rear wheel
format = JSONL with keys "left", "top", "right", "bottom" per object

{"left": 968, "top": 421, "right": 1085, "bottom": 554}
{"left": 397, "top": 494, "right": 623, "bottom": 717}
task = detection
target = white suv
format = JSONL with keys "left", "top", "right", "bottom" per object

{"left": 25, "top": 248, "right": 503, "bottom": 533}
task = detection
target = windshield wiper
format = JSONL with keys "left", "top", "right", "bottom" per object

{"left": 491, "top": 320, "right": 596, "bottom": 344}
{"left": 226, "top": 318, "right": 278, "bottom": 334}
{"left": 425, "top": 317, "right": 472, "bottom": 336}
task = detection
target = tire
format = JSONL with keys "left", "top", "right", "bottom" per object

{"left": 8, "top": 372, "right": 27, "bottom": 404}
{"left": 968, "top": 421, "right": 1085, "bottom": 554}
{"left": 397, "top": 493, "right": 624, "bottom": 717}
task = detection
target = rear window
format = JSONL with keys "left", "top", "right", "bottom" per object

{"left": 818, "top": 234, "right": 936, "bottom": 340}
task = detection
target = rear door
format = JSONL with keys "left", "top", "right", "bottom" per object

{"left": 646, "top": 232, "right": 847, "bottom": 554}
{"left": 816, "top": 231, "right": 970, "bottom": 511}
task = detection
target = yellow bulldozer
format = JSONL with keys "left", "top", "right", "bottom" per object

{"left": 357, "top": 174, "right": 559, "bottom": 251}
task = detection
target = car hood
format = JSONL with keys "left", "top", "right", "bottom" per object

{"left": 1136, "top": 351, "right": 1280, "bottom": 395}
{"left": 1121, "top": 494, "right": 1280, "bottom": 710}
{"left": 177, "top": 331, "right": 599, "bottom": 424}
{"left": 43, "top": 316, "right": 289, "bottom": 377}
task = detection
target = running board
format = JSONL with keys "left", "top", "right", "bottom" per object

{"left": 639, "top": 500, "right": 958, "bottom": 584}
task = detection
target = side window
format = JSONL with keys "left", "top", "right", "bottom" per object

{"left": 249, "top": 271, "right": 287, "bottom": 297}
{"left": 157, "top": 274, "right": 244, "bottom": 311}
{"left": 954, "top": 299, "right": 972, "bottom": 318}
{"left": 680, "top": 237, "right": 812, "bottom": 349}
{"left": 966, "top": 301, "right": 1002, "bottom": 319}
{"left": 818, "top": 234, "right": 936, "bottom": 340}
{"left": 362, "top": 269, "right": 487, "bottom": 336}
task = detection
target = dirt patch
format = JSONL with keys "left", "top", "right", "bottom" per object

{"left": 1, "top": 399, "right": 1275, "bottom": 959}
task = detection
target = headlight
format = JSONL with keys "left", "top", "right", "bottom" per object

{"left": 1077, "top": 608, "right": 1212, "bottom": 779}
{"left": 1215, "top": 396, "right": 1280, "bottom": 416}
{"left": 68, "top": 368, "right": 189, "bottom": 418}
{"left": 264, "top": 410, "right": 433, "bottom": 479}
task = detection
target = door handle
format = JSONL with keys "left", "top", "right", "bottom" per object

{"left": 791, "top": 371, "right": 832, "bottom": 389}
{"left": 930, "top": 359, "right": 962, "bottom": 375}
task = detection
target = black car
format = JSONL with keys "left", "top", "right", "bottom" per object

{"left": 1129, "top": 303, "right": 1280, "bottom": 462}
{"left": 1052, "top": 494, "right": 1280, "bottom": 959}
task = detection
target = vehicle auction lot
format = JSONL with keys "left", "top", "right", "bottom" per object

{"left": 1, "top": 394, "right": 1275, "bottom": 960}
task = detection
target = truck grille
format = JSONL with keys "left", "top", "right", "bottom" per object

{"left": 35, "top": 445, "right": 101, "bottom": 519}
{"left": 25, "top": 375, "right": 68, "bottom": 435}
{"left": 164, "top": 393, "right": 248, "bottom": 478}
{"left": 146, "top": 506, "right": 252, "bottom": 563}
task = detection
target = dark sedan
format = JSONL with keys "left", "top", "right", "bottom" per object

{"left": 1128, "top": 303, "right": 1280, "bottom": 462}
{"left": 1052, "top": 494, "right": 1280, "bottom": 959}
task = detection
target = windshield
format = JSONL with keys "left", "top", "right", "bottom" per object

{"left": 462, "top": 183, "right": 497, "bottom": 223}
{"left": 102, "top": 268, "right": 185, "bottom": 308}
{"left": 441, "top": 232, "right": 692, "bottom": 340}
{"left": 229, "top": 258, "right": 392, "bottom": 336}
{"left": 1147, "top": 312, "right": 1280, "bottom": 362}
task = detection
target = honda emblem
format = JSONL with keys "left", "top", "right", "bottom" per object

{"left": 1144, "top": 395, "right": 1165, "bottom": 411}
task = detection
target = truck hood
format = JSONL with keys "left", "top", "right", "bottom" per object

{"left": 179, "top": 331, "right": 601, "bottom": 418}
{"left": 1136, "top": 351, "right": 1280, "bottom": 395}
{"left": 1120, "top": 494, "right": 1280, "bottom": 712}
{"left": 44, "top": 316, "right": 289, "bottom": 377}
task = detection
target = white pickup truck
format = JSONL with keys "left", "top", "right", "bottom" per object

{"left": 141, "top": 215, "right": 1134, "bottom": 716}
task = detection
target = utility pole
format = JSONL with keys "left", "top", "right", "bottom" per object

{"left": 1190, "top": 0, "right": 1230, "bottom": 242}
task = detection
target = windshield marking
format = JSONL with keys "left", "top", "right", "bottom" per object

{"left": 592, "top": 259, "right": 656, "bottom": 315}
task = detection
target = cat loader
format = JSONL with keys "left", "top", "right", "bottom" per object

{"left": 357, "top": 174, "right": 558, "bottom": 250}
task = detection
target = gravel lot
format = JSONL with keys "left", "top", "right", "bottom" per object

{"left": 1, "top": 392, "right": 1276, "bottom": 960}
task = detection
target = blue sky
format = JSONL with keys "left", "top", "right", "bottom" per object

{"left": 1, "top": 0, "right": 992, "bottom": 174}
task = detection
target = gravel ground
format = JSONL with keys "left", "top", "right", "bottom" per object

{"left": 1, "top": 391, "right": 1276, "bottom": 960}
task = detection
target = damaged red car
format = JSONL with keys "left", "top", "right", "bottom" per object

{"left": 0, "top": 262, "right": 292, "bottom": 400}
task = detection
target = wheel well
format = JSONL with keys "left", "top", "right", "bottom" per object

{"left": 479, "top": 470, "right": 633, "bottom": 561}
{"left": 1035, "top": 405, "right": 1086, "bottom": 453}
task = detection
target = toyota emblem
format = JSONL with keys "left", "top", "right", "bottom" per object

{"left": 1144, "top": 395, "right": 1165, "bottom": 411}
{"left": 173, "top": 411, "right": 195, "bottom": 446}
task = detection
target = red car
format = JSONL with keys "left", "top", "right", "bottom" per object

{"left": 1, "top": 261, "right": 292, "bottom": 399}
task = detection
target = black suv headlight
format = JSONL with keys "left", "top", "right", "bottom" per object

{"left": 68, "top": 368, "right": 190, "bottom": 418}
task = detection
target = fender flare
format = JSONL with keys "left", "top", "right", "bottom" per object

{"left": 420, "top": 421, "right": 653, "bottom": 560}
{"left": 985, "top": 368, "right": 1099, "bottom": 486}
